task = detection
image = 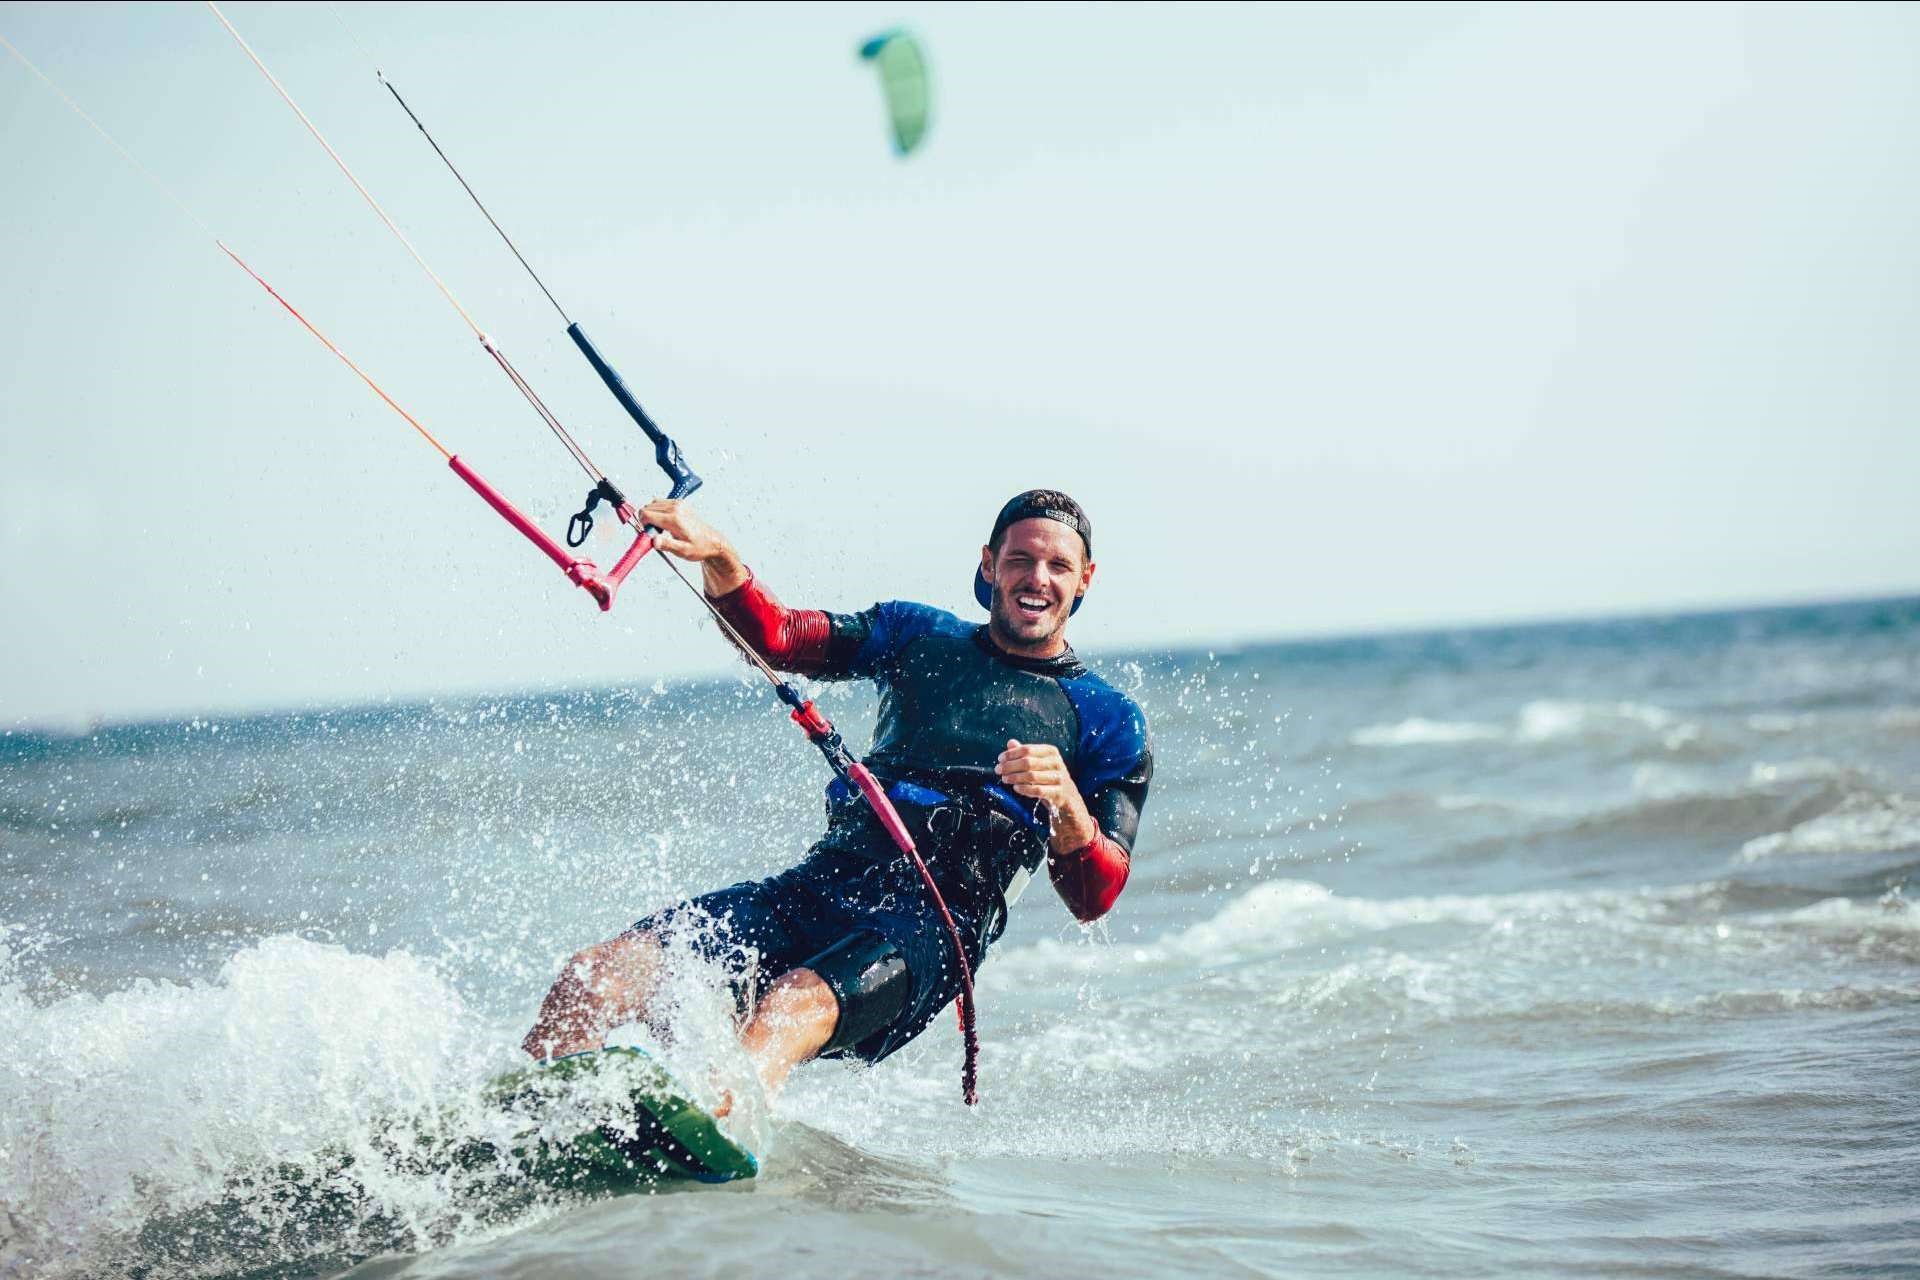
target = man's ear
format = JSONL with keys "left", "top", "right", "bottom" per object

{"left": 1078, "top": 559, "right": 1097, "bottom": 601}
{"left": 980, "top": 544, "right": 996, "bottom": 579}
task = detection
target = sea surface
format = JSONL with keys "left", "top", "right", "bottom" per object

{"left": 3, "top": 596, "right": 1918, "bottom": 1279}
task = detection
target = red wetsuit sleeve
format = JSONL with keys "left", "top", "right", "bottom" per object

{"left": 707, "top": 568, "right": 836, "bottom": 675}
{"left": 1049, "top": 832, "right": 1131, "bottom": 923}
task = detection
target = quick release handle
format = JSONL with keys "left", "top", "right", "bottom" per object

{"left": 788, "top": 698, "right": 835, "bottom": 741}
{"left": 567, "top": 322, "right": 702, "bottom": 500}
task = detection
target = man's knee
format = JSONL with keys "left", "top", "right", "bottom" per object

{"left": 740, "top": 967, "right": 842, "bottom": 1068}
{"left": 524, "top": 931, "right": 666, "bottom": 1056}
{"left": 544, "top": 931, "right": 664, "bottom": 1011}
{"left": 757, "top": 967, "right": 839, "bottom": 1024}
{"left": 573, "top": 931, "right": 662, "bottom": 993}
{"left": 801, "top": 932, "right": 910, "bottom": 1058}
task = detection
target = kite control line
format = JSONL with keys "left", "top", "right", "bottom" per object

{"left": 0, "top": 27, "right": 651, "bottom": 612}
{"left": 780, "top": 686, "right": 981, "bottom": 1105}
{"left": 205, "top": 1, "right": 670, "bottom": 603}
{"left": 369, "top": 65, "right": 700, "bottom": 512}
{"left": 206, "top": 3, "right": 982, "bottom": 1103}
{"left": 645, "top": 562, "right": 983, "bottom": 1103}
{"left": 235, "top": 246, "right": 659, "bottom": 610}
{"left": 341, "top": 26, "right": 982, "bottom": 1103}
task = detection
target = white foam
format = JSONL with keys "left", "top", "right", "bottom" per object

{"left": 1631, "top": 757, "right": 1851, "bottom": 801}
{"left": 1349, "top": 718, "right": 1504, "bottom": 747}
{"left": 0, "top": 925, "right": 783, "bottom": 1277}
{"left": 1739, "top": 792, "right": 1920, "bottom": 861}
{"left": 1746, "top": 712, "right": 1811, "bottom": 734}
{"left": 1631, "top": 762, "right": 1712, "bottom": 799}
{"left": 1764, "top": 895, "right": 1920, "bottom": 935}
{"left": 1747, "top": 757, "right": 1849, "bottom": 786}
{"left": 988, "top": 878, "right": 1666, "bottom": 984}
{"left": 0, "top": 935, "right": 509, "bottom": 1277}
{"left": 1349, "top": 700, "right": 1696, "bottom": 750}
{"left": 1436, "top": 793, "right": 1503, "bottom": 811}
{"left": 796, "top": 873, "right": 1920, "bottom": 1179}
{"left": 1516, "top": 698, "right": 1680, "bottom": 742}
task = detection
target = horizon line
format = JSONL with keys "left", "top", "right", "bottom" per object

{"left": 7, "top": 585, "right": 1915, "bottom": 740}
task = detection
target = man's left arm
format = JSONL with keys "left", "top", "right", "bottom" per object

{"left": 994, "top": 739, "right": 1152, "bottom": 923}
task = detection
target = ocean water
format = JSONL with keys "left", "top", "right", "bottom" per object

{"left": 3, "top": 596, "right": 1918, "bottom": 1279}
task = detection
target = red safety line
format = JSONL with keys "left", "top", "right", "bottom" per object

{"left": 846, "top": 761, "right": 981, "bottom": 1103}
{"left": 206, "top": 1, "right": 616, "bottom": 493}
{"left": 216, "top": 242, "right": 451, "bottom": 459}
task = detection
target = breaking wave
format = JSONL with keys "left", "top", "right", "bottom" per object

{"left": 1739, "top": 791, "right": 1920, "bottom": 862}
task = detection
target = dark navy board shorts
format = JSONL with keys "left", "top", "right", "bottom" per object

{"left": 629, "top": 835, "right": 984, "bottom": 1065}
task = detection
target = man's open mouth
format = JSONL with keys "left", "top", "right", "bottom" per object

{"left": 1013, "top": 593, "right": 1052, "bottom": 620}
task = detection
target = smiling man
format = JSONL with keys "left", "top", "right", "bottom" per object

{"left": 522, "top": 490, "right": 1153, "bottom": 1101}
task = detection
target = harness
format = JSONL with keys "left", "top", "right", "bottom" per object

{"left": 825, "top": 773, "right": 1052, "bottom": 948}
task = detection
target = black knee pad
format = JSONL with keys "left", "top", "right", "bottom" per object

{"left": 806, "top": 931, "right": 910, "bottom": 1057}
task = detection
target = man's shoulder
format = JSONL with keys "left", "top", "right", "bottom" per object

{"left": 1059, "top": 662, "right": 1145, "bottom": 714}
{"left": 1058, "top": 664, "right": 1150, "bottom": 754}
{"left": 850, "top": 600, "right": 973, "bottom": 665}
{"left": 867, "top": 599, "right": 971, "bottom": 638}
{"left": 882, "top": 599, "right": 969, "bottom": 626}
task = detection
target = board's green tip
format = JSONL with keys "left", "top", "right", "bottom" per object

{"left": 490, "top": 1045, "right": 758, "bottom": 1185}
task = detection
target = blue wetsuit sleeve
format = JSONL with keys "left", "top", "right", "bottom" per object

{"left": 1063, "top": 678, "right": 1153, "bottom": 852}
{"left": 817, "top": 601, "right": 952, "bottom": 682}
{"left": 1087, "top": 753, "right": 1152, "bottom": 853}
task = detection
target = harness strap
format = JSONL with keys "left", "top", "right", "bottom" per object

{"left": 824, "top": 775, "right": 1046, "bottom": 836}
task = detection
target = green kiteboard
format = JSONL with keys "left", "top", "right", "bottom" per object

{"left": 486, "top": 1045, "right": 759, "bottom": 1186}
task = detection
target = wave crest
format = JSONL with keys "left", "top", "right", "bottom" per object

{"left": 1739, "top": 792, "right": 1920, "bottom": 862}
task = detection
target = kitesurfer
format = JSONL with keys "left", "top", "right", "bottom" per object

{"left": 522, "top": 490, "right": 1152, "bottom": 1100}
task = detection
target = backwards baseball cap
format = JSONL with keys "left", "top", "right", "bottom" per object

{"left": 972, "top": 489, "right": 1094, "bottom": 615}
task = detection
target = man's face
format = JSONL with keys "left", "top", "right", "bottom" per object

{"left": 980, "top": 517, "right": 1095, "bottom": 655}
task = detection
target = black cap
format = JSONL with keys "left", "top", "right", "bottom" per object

{"left": 973, "top": 489, "right": 1092, "bottom": 614}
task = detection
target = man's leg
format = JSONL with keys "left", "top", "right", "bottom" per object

{"left": 523, "top": 906, "right": 908, "bottom": 1100}
{"left": 522, "top": 931, "right": 667, "bottom": 1061}
{"left": 736, "top": 931, "right": 909, "bottom": 1096}
{"left": 525, "top": 875, "right": 808, "bottom": 1064}
{"left": 737, "top": 967, "right": 840, "bottom": 1096}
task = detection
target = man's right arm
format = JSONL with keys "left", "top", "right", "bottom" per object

{"left": 707, "top": 570, "right": 845, "bottom": 677}
{"left": 637, "top": 498, "right": 867, "bottom": 679}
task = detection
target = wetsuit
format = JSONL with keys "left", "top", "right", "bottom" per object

{"left": 632, "top": 571, "right": 1153, "bottom": 1064}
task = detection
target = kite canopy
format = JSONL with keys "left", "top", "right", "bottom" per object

{"left": 858, "top": 29, "right": 930, "bottom": 156}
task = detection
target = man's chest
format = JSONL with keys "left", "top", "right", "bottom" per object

{"left": 876, "top": 637, "right": 1081, "bottom": 769}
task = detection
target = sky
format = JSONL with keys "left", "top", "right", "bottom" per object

{"left": 2, "top": 1, "right": 1916, "bottom": 729}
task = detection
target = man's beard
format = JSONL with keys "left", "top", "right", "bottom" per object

{"left": 992, "top": 588, "right": 1063, "bottom": 643}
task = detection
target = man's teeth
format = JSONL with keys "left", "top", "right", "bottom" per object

{"left": 1017, "top": 596, "right": 1048, "bottom": 610}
